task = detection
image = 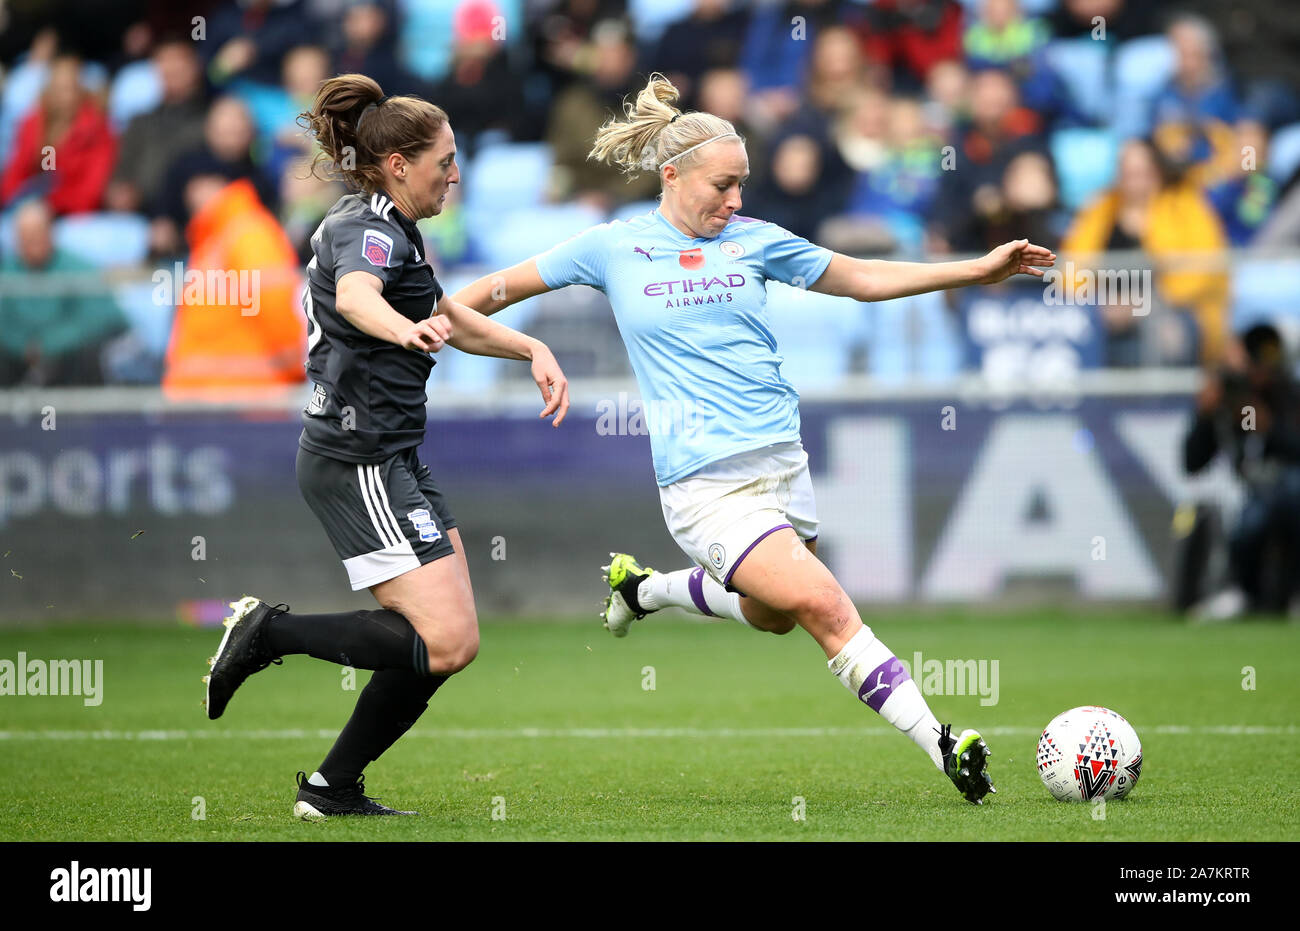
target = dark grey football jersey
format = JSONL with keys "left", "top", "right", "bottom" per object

{"left": 299, "top": 191, "right": 444, "bottom": 463}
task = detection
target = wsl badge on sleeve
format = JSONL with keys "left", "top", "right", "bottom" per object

{"left": 362, "top": 229, "right": 394, "bottom": 267}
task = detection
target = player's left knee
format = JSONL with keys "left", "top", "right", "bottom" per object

{"left": 425, "top": 628, "right": 479, "bottom": 675}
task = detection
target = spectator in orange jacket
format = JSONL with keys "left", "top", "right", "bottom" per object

{"left": 163, "top": 176, "right": 306, "bottom": 400}
{"left": 1060, "top": 138, "right": 1230, "bottom": 365}
{"left": 0, "top": 55, "right": 117, "bottom": 215}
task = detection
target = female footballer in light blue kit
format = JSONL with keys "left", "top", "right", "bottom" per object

{"left": 452, "top": 75, "right": 1056, "bottom": 803}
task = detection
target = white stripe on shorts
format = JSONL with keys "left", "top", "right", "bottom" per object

{"left": 367, "top": 464, "right": 406, "bottom": 545}
{"left": 357, "top": 464, "right": 398, "bottom": 548}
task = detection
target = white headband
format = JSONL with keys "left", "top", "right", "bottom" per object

{"left": 659, "top": 132, "right": 741, "bottom": 169}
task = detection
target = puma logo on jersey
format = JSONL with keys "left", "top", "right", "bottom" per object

{"left": 633, "top": 246, "right": 655, "bottom": 261}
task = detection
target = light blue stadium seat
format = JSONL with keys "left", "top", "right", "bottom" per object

{"left": 868, "top": 295, "right": 913, "bottom": 383}
{"left": 399, "top": 0, "right": 524, "bottom": 81}
{"left": 1043, "top": 37, "right": 1110, "bottom": 125}
{"left": 113, "top": 279, "right": 176, "bottom": 358}
{"left": 0, "top": 61, "right": 47, "bottom": 165}
{"left": 910, "top": 289, "right": 964, "bottom": 379}
{"left": 1268, "top": 122, "right": 1300, "bottom": 184}
{"left": 464, "top": 142, "right": 553, "bottom": 208}
{"left": 53, "top": 213, "right": 150, "bottom": 268}
{"left": 866, "top": 292, "right": 966, "bottom": 382}
{"left": 1050, "top": 127, "right": 1118, "bottom": 210}
{"left": 1111, "top": 36, "right": 1175, "bottom": 139}
{"left": 477, "top": 203, "right": 604, "bottom": 270}
{"left": 0, "top": 207, "right": 16, "bottom": 256}
{"left": 108, "top": 60, "right": 163, "bottom": 131}
{"left": 766, "top": 282, "right": 865, "bottom": 389}
{"left": 957, "top": 0, "right": 1058, "bottom": 14}
{"left": 628, "top": 0, "right": 696, "bottom": 43}
{"left": 80, "top": 61, "right": 108, "bottom": 93}
{"left": 1232, "top": 257, "right": 1300, "bottom": 328}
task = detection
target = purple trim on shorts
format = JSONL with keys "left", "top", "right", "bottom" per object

{"left": 688, "top": 566, "right": 715, "bottom": 616}
{"left": 857, "top": 657, "right": 912, "bottom": 713}
{"left": 724, "top": 523, "right": 794, "bottom": 586}
{"left": 804, "top": 535, "right": 818, "bottom": 544}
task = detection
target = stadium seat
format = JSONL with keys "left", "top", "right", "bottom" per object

{"left": 476, "top": 203, "right": 605, "bottom": 270}
{"left": 765, "top": 282, "right": 865, "bottom": 389}
{"left": 0, "top": 206, "right": 16, "bottom": 256}
{"left": 1050, "top": 127, "right": 1118, "bottom": 210}
{"left": 957, "top": 0, "right": 1058, "bottom": 14}
{"left": 399, "top": 0, "right": 525, "bottom": 81}
{"left": 1111, "top": 36, "right": 1175, "bottom": 139}
{"left": 865, "top": 291, "right": 967, "bottom": 383}
{"left": 228, "top": 79, "right": 298, "bottom": 142}
{"left": 628, "top": 0, "right": 696, "bottom": 43}
{"left": 0, "top": 61, "right": 47, "bottom": 165}
{"left": 1268, "top": 122, "right": 1300, "bottom": 184}
{"left": 1043, "top": 37, "right": 1111, "bottom": 125}
{"left": 53, "top": 213, "right": 150, "bottom": 269}
{"left": 108, "top": 60, "right": 163, "bottom": 132}
{"left": 911, "top": 290, "right": 965, "bottom": 380}
{"left": 461, "top": 142, "right": 560, "bottom": 259}
{"left": 463, "top": 142, "right": 553, "bottom": 213}
{"left": 80, "top": 61, "right": 108, "bottom": 93}
{"left": 1231, "top": 257, "right": 1300, "bottom": 328}
{"left": 112, "top": 278, "right": 176, "bottom": 358}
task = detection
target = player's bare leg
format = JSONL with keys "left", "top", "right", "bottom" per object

{"left": 727, "top": 528, "right": 995, "bottom": 804}
{"left": 370, "top": 527, "right": 479, "bottom": 675}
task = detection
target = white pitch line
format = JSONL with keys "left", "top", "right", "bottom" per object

{"left": 0, "top": 724, "right": 1293, "bottom": 741}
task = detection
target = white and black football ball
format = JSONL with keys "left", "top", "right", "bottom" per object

{"left": 1037, "top": 706, "right": 1143, "bottom": 802}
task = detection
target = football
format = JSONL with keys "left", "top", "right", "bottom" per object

{"left": 1037, "top": 706, "right": 1143, "bottom": 802}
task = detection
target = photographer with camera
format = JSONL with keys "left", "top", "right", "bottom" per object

{"left": 1184, "top": 323, "right": 1300, "bottom": 616}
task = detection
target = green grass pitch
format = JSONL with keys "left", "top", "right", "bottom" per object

{"left": 1, "top": 609, "right": 1297, "bottom": 841}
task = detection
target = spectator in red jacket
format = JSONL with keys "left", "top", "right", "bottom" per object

{"left": 0, "top": 54, "right": 117, "bottom": 215}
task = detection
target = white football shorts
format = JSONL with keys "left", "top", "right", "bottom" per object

{"left": 658, "top": 440, "right": 818, "bottom": 591}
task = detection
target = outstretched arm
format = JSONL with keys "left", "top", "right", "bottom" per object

{"left": 439, "top": 296, "right": 570, "bottom": 426}
{"left": 449, "top": 258, "right": 553, "bottom": 317}
{"left": 810, "top": 239, "right": 1056, "bottom": 302}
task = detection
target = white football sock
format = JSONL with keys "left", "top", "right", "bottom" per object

{"left": 637, "top": 566, "right": 750, "bottom": 627}
{"left": 307, "top": 771, "right": 330, "bottom": 787}
{"left": 828, "top": 625, "right": 945, "bottom": 771}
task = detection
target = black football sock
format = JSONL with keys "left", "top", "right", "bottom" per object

{"left": 317, "top": 668, "right": 448, "bottom": 786}
{"left": 264, "top": 609, "right": 428, "bottom": 674}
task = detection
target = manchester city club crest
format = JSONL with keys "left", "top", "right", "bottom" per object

{"left": 708, "top": 543, "right": 726, "bottom": 570}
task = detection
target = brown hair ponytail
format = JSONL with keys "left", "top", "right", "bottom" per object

{"left": 299, "top": 74, "right": 448, "bottom": 193}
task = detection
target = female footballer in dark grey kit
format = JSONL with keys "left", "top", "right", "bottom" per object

{"left": 202, "top": 74, "right": 570, "bottom": 819}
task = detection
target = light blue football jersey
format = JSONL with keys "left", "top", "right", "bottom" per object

{"left": 534, "top": 208, "right": 833, "bottom": 485}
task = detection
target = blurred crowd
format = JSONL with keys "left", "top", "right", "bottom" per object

{"left": 2, "top": 0, "right": 1300, "bottom": 392}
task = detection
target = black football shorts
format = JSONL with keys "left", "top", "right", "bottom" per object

{"left": 296, "top": 445, "right": 458, "bottom": 590}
